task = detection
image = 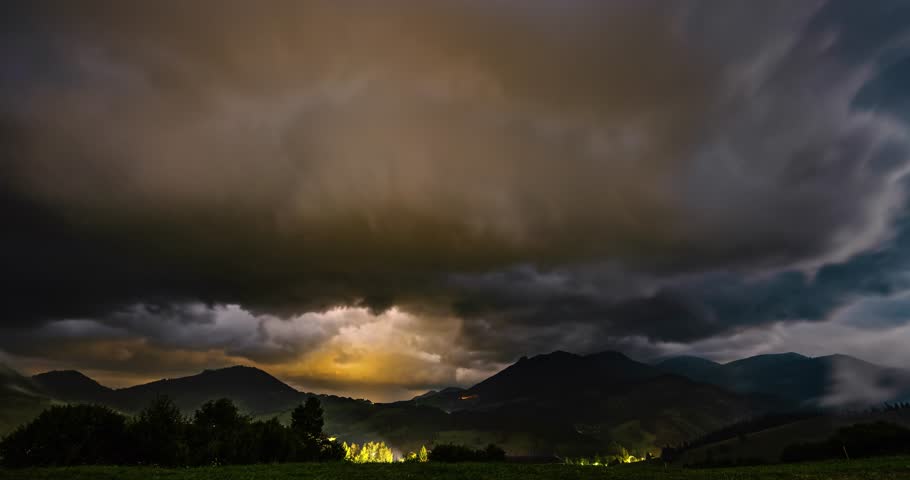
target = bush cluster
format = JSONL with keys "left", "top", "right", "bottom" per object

{"left": 428, "top": 443, "right": 505, "bottom": 462}
{"left": 0, "top": 396, "right": 344, "bottom": 467}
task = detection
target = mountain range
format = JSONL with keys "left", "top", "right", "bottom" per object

{"left": 31, "top": 366, "right": 308, "bottom": 415}
{"left": 656, "top": 352, "right": 910, "bottom": 406}
{"left": 4, "top": 350, "right": 910, "bottom": 458}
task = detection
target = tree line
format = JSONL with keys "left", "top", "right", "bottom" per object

{"left": 0, "top": 396, "right": 343, "bottom": 467}
{"left": 0, "top": 395, "right": 511, "bottom": 467}
{"left": 563, "top": 445, "right": 651, "bottom": 466}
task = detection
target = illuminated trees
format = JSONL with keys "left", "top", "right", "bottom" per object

{"left": 357, "top": 441, "right": 394, "bottom": 463}
{"left": 343, "top": 441, "right": 394, "bottom": 463}
{"left": 342, "top": 442, "right": 430, "bottom": 463}
{"left": 563, "top": 444, "right": 649, "bottom": 467}
{"left": 403, "top": 445, "right": 429, "bottom": 463}
{"left": 419, "top": 445, "right": 429, "bottom": 462}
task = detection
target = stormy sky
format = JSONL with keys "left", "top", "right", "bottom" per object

{"left": 3, "top": 0, "right": 910, "bottom": 401}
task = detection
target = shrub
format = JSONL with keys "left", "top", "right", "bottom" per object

{"left": 429, "top": 443, "right": 506, "bottom": 462}
{"left": 127, "top": 395, "right": 188, "bottom": 466}
{"left": 0, "top": 404, "right": 127, "bottom": 467}
{"left": 187, "top": 398, "right": 251, "bottom": 465}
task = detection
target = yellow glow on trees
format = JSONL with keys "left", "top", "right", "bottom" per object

{"left": 343, "top": 441, "right": 394, "bottom": 463}
{"left": 418, "top": 445, "right": 428, "bottom": 463}
{"left": 564, "top": 445, "right": 648, "bottom": 466}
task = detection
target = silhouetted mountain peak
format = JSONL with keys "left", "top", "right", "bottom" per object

{"left": 464, "top": 349, "right": 662, "bottom": 406}
{"left": 586, "top": 350, "right": 661, "bottom": 379}
{"left": 814, "top": 354, "right": 896, "bottom": 375}
{"left": 657, "top": 355, "right": 722, "bottom": 367}
{"left": 585, "top": 350, "right": 629, "bottom": 360}
{"left": 532, "top": 350, "right": 580, "bottom": 361}
{"left": 112, "top": 365, "right": 301, "bottom": 414}
{"left": 31, "top": 369, "right": 111, "bottom": 403}
{"left": 438, "top": 386, "right": 465, "bottom": 394}
{"left": 655, "top": 356, "right": 727, "bottom": 387}
{"left": 658, "top": 351, "right": 910, "bottom": 407}
{"left": 412, "top": 389, "right": 437, "bottom": 399}
{"left": 507, "top": 350, "right": 585, "bottom": 370}
{"left": 585, "top": 350, "right": 641, "bottom": 365}
{"left": 137, "top": 365, "right": 297, "bottom": 393}
{"left": 32, "top": 370, "right": 111, "bottom": 392}
{"left": 198, "top": 365, "right": 286, "bottom": 381}
{"left": 815, "top": 354, "right": 873, "bottom": 365}
{"left": 33, "top": 369, "right": 108, "bottom": 386}
{"left": 411, "top": 386, "right": 465, "bottom": 403}
{"left": 725, "top": 352, "right": 808, "bottom": 367}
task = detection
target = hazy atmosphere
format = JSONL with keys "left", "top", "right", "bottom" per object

{"left": 4, "top": 0, "right": 910, "bottom": 402}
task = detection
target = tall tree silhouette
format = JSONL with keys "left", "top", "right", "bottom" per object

{"left": 291, "top": 396, "right": 324, "bottom": 439}
{"left": 128, "top": 395, "right": 187, "bottom": 466}
{"left": 188, "top": 398, "right": 250, "bottom": 465}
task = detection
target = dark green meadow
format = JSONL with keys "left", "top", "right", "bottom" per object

{"left": 3, "top": 457, "right": 910, "bottom": 480}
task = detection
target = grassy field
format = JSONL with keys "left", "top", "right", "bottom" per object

{"left": 675, "top": 410, "right": 910, "bottom": 466}
{"left": 2, "top": 457, "right": 910, "bottom": 480}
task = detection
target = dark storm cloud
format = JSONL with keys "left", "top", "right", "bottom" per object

{"left": 440, "top": 223, "right": 907, "bottom": 365}
{"left": 2, "top": 0, "right": 910, "bottom": 394}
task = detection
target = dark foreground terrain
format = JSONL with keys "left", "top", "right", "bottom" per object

{"left": 3, "top": 457, "right": 910, "bottom": 480}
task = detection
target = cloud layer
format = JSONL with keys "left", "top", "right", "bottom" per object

{"left": 3, "top": 0, "right": 910, "bottom": 399}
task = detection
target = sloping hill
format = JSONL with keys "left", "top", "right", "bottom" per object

{"left": 32, "top": 370, "right": 112, "bottom": 404}
{"left": 461, "top": 351, "right": 663, "bottom": 409}
{"left": 465, "top": 351, "right": 603, "bottom": 407}
{"left": 586, "top": 350, "right": 664, "bottom": 381}
{"left": 723, "top": 353, "right": 825, "bottom": 403}
{"left": 0, "top": 365, "right": 54, "bottom": 436}
{"left": 656, "top": 356, "right": 725, "bottom": 385}
{"left": 674, "top": 408, "right": 910, "bottom": 466}
{"left": 410, "top": 387, "right": 466, "bottom": 412}
{"left": 417, "top": 351, "right": 771, "bottom": 456}
{"left": 112, "top": 365, "right": 302, "bottom": 414}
